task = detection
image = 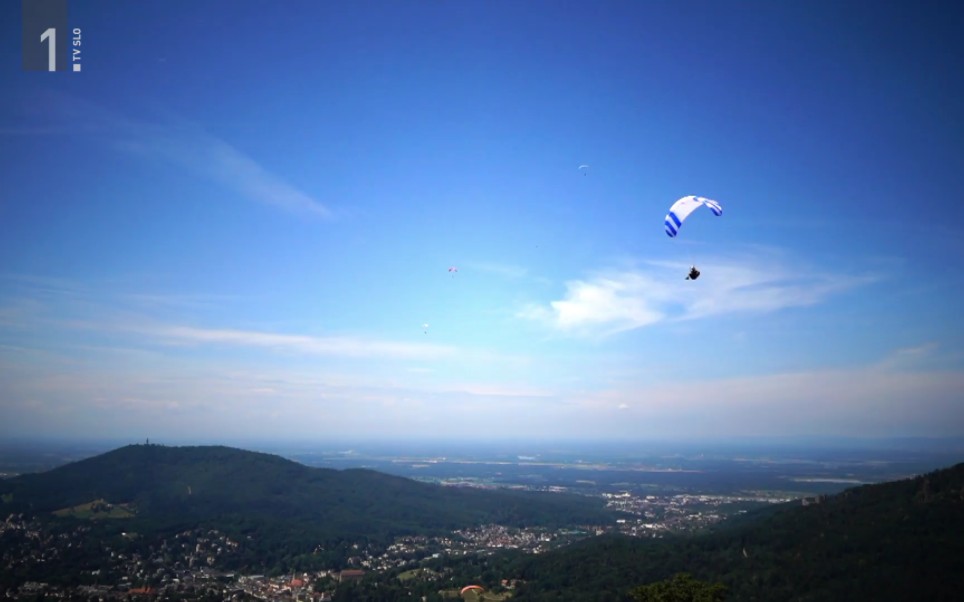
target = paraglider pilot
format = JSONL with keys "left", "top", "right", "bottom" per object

{"left": 686, "top": 266, "right": 700, "bottom": 280}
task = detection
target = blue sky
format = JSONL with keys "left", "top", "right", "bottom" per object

{"left": 1, "top": 0, "right": 962, "bottom": 444}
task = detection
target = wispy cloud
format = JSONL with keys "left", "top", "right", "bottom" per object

{"left": 12, "top": 94, "right": 332, "bottom": 219}
{"left": 0, "top": 273, "right": 93, "bottom": 298}
{"left": 682, "top": 260, "right": 875, "bottom": 320}
{"left": 122, "top": 292, "right": 243, "bottom": 311}
{"left": 2, "top": 324, "right": 959, "bottom": 440}
{"left": 454, "top": 383, "right": 554, "bottom": 398}
{"left": 463, "top": 261, "right": 529, "bottom": 279}
{"left": 145, "top": 325, "right": 455, "bottom": 361}
{"left": 0, "top": 274, "right": 526, "bottom": 367}
{"left": 519, "top": 254, "right": 878, "bottom": 337}
{"left": 132, "top": 123, "right": 333, "bottom": 218}
{"left": 576, "top": 353, "right": 964, "bottom": 438}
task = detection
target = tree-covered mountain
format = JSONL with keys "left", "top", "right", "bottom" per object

{"left": 490, "top": 461, "right": 964, "bottom": 601}
{"left": 2, "top": 444, "right": 609, "bottom": 528}
{"left": 0, "top": 443, "right": 612, "bottom": 573}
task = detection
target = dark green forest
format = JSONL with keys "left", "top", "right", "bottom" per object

{"left": 326, "top": 462, "right": 964, "bottom": 601}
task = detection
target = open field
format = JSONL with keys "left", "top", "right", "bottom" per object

{"left": 52, "top": 499, "right": 136, "bottom": 519}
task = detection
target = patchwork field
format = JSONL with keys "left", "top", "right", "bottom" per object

{"left": 52, "top": 499, "right": 135, "bottom": 519}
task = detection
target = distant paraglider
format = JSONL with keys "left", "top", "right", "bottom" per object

{"left": 448, "top": 266, "right": 458, "bottom": 277}
{"left": 578, "top": 164, "right": 590, "bottom": 176}
{"left": 422, "top": 323, "right": 430, "bottom": 335}
{"left": 664, "top": 195, "right": 723, "bottom": 280}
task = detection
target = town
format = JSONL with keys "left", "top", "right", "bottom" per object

{"left": 0, "top": 489, "right": 793, "bottom": 600}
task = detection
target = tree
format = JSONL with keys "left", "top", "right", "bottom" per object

{"left": 631, "top": 573, "right": 726, "bottom": 602}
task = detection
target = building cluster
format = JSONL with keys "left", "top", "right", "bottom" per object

{"left": 451, "top": 523, "right": 569, "bottom": 554}
{"left": 1, "top": 490, "right": 792, "bottom": 600}
{"left": 603, "top": 491, "right": 793, "bottom": 536}
{"left": 1, "top": 516, "right": 334, "bottom": 601}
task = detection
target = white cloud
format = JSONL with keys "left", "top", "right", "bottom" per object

{"left": 520, "top": 254, "right": 878, "bottom": 337}
{"left": 519, "top": 271, "right": 668, "bottom": 336}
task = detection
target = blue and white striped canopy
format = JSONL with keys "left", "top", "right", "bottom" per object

{"left": 664, "top": 195, "right": 723, "bottom": 238}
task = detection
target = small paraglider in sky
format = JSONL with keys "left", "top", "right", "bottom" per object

{"left": 664, "top": 195, "right": 723, "bottom": 280}
{"left": 422, "top": 323, "right": 430, "bottom": 335}
{"left": 448, "top": 266, "right": 458, "bottom": 277}
{"left": 579, "top": 164, "right": 590, "bottom": 176}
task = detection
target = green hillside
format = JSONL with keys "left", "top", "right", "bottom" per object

{"left": 500, "top": 462, "right": 964, "bottom": 601}
{"left": 0, "top": 444, "right": 612, "bottom": 570}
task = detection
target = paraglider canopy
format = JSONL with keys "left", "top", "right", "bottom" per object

{"left": 578, "top": 164, "right": 590, "bottom": 175}
{"left": 664, "top": 195, "right": 723, "bottom": 238}
{"left": 460, "top": 585, "right": 485, "bottom": 596}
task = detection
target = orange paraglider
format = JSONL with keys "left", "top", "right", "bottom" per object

{"left": 460, "top": 584, "right": 485, "bottom": 597}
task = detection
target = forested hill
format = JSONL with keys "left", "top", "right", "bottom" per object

{"left": 503, "top": 462, "right": 964, "bottom": 601}
{"left": 0, "top": 443, "right": 610, "bottom": 547}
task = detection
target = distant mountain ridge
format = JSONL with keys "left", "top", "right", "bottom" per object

{"left": 0, "top": 444, "right": 611, "bottom": 546}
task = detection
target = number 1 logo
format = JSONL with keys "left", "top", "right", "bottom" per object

{"left": 22, "top": 0, "right": 68, "bottom": 72}
{"left": 40, "top": 27, "right": 57, "bottom": 71}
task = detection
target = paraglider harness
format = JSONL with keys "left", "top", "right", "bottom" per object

{"left": 686, "top": 266, "right": 700, "bottom": 280}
